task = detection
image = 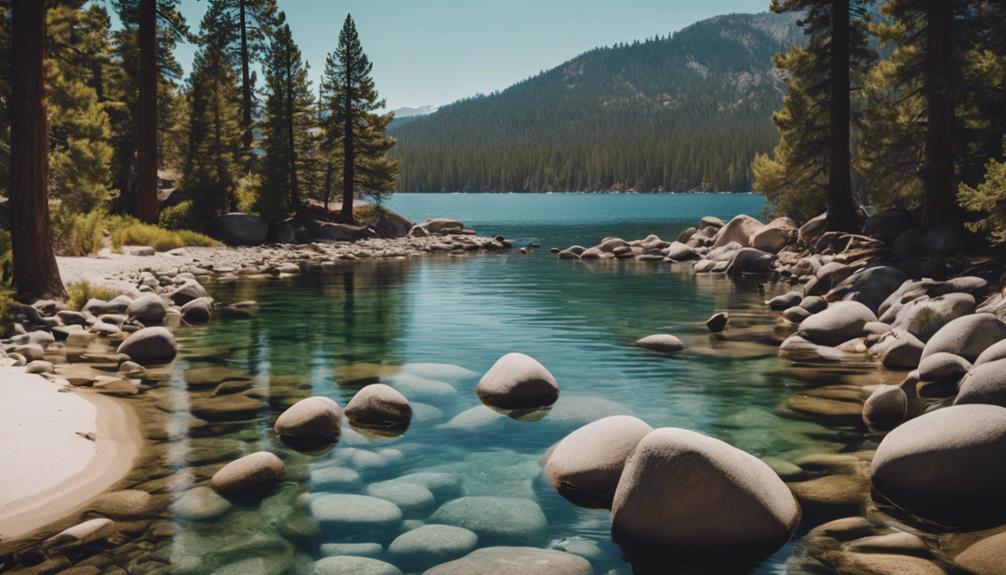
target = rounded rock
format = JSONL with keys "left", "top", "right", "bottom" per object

{"left": 423, "top": 546, "right": 592, "bottom": 575}
{"left": 955, "top": 358, "right": 1006, "bottom": 407}
{"left": 798, "top": 301, "right": 877, "bottom": 346}
{"left": 345, "top": 384, "right": 412, "bottom": 429}
{"left": 611, "top": 427, "right": 799, "bottom": 550}
{"left": 705, "top": 312, "right": 728, "bottom": 333}
{"left": 921, "top": 313, "right": 1006, "bottom": 362}
{"left": 309, "top": 494, "right": 403, "bottom": 537}
{"left": 429, "top": 497, "right": 548, "bottom": 547}
{"left": 388, "top": 525, "right": 479, "bottom": 571}
{"left": 211, "top": 451, "right": 285, "bottom": 497}
{"left": 314, "top": 556, "right": 402, "bottom": 575}
{"left": 918, "top": 352, "right": 971, "bottom": 382}
{"left": 862, "top": 385, "right": 907, "bottom": 430}
{"left": 635, "top": 334, "right": 684, "bottom": 353}
{"left": 274, "top": 396, "right": 342, "bottom": 446}
{"left": 116, "top": 326, "right": 177, "bottom": 364}
{"left": 543, "top": 415, "right": 653, "bottom": 508}
{"left": 126, "top": 293, "right": 167, "bottom": 324}
{"left": 476, "top": 353, "right": 559, "bottom": 409}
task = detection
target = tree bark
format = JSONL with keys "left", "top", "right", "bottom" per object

{"left": 135, "top": 0, "right": 159, "bottom": 223}
{"left": 341, "top": 55, "right": 355, "bottom": 222}
{"left": 10, "top": 0, "right": 65, "bottom": 300}
{"left": 920, "top": 0, "right": 956, "bottom": 227}
{"left": 286, "top": 51, "right": 300, "bottom": 209}
{"left": 825, "top": 0, "right": 858, "bottom": 232}
{"left": 239, "top": 0, "right": 253, "bottom": 165}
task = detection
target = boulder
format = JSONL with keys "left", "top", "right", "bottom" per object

{"left": 314, "top": 557, "right": 402, "bottom": 575}
{"left": 43, "top": 518, "right": 118, "bottom": 550}
{"left": 611, "top": 428, "right": 799, "bottom": 550}
{"left": 782, "top": 306, "right": 811, "bottom": 324}
{"left": 310, "top": 494, "right": 403, "bottom": 537}
{"left": 126, "top": 293, "right": 167, "bottom": 324}
{"left": 880, "top": 330, "right": 924, "bottom": 370}
{"left": 726, "top": 248, "right": 776, "bottom": 275}
{"left": 422, "top": 218, "right": 465, "bottom": 234}
{"left": 826, "top": 266, "right": 908, "bottom": 313}
{"left": 712, "top": 215, "right": 764, "bottom": 248}
{"left": 665, "top": 241, "right": 698, "bottom": 261}
{"left": 429, "top": 497, "right": 548, "bottom": 547}
{"left": 862, "top": 385, "right": 907, "bottom": 430}
{"left": 955, "top": 531, "right": 1006, "bottom": 575}
{"left": 767, "top": 291, "right": 803, "bottom": 311}
{"left": 798, "top": 301, "right": 877, "bottom": 346}
{"left": 117, "top": 327, "right": 177, "bottom": 364}
{"left": 366, "top": 483, "right": 435, "bottom": 517}
{"left": 800, "top": 296, "right": 829, "bottom": 313}
{"left": 171, "top": 486, "right": 232, "bottom": 521}
{"left": 921, "top": 313, "right": 1006, "bottom": 361}
{"left": 706, "top": 312, "right": 729, "bottom": 333}
{"left": 169, "top": 280, "right": 209, "bottom": 306}
{"left": 543, "top": 415, "right": 653, "bottom": 508}
{"left": 871, "top": 404, "right": 1006, "bottom": 523}
{"left": 864, "top": 208, "right": 916, "bottom": 244}
{"left": 889, "top": 293, "right": 976, "bottom": 342}
{"left": 388, "top": 525, "right": 479, "bottom": 571}
{"left": 750, "top": 217, "right": 798, "bottom": 253}
{"left": 955, "top": 359, "right": 1006, "bottom": 407}
{"left": 798, "top": 213, "right": 828, "bottom": 246}
{"left": 345, "top": 384, "right": 412, "bottom": 429}
{"left": 423, "top": 547, "right": 592, "bottom": 575}
{"left": 217, "top": 213, "right": 268, "bottom": 245}
{"left": 635, "top": 334, "right": 684, "bottom": 353}
{"left": 211, "top": 451, "right": 285, "bottom": 497}
{"left": 976, "top": 339, "right": 1006, "bottom": 366}
{"left": 476, "top": 353, "right": 559, "bottom": 409}
{"left": 180, "top": 297, "right": 213, "bottom": 324}
{"left": 274, "top": 396, "right": 342, "bottom": 445}
{"left": 317, "top": 222, "right": 370, "bottom": 242}
{"left": 918, "top": 352, "right": 971, "bottom": 382}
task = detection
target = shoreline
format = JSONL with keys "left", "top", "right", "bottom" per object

{"left": 0, "top": 369, "right": 142, "bottom": 541}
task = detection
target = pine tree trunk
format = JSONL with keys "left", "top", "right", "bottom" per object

{"left": 920, "top": 0, "right": 956, "bottom": 228}
{"left": 825, "top": 0, "right": 858, "bottom": 232}
{"left": 287, "top": 57, "right": 300, "bottom": 209}
{"left": 239, "top": 0, "right": 253, "bottom": 168}
{"left": 10, "top": 0, "right": 65, "bottom": 300}
{"left": 135, "top": 0, "right": 159, "bottom": 224}
{"left": 341, "top": 60, "right": 355, "bottom": 222}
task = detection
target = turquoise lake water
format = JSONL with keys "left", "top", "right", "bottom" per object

{"left": 14, "top": 194, "right": 893, "bottom": 574}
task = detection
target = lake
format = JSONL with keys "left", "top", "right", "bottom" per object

{"left": 15, "top": 194, "right": 894, "bottom": 574}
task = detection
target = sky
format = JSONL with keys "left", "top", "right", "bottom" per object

{"left": 174, "top": 0, "right": 770, "bottom": 111}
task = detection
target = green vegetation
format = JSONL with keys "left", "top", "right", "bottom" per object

{"left": 52, "top": 209, "right": 106, "bottom": 257}
{"left": 959, "top": 143, "right": 1006, "bottom": 241}
{"left": 108, "top": 217, "right": 220, "bottom": 252}
{"left": 66, "top": 280, "right": 118, "bottom": 311}
{"left": 391, "top": 13, "right": 802, "bottom": 193}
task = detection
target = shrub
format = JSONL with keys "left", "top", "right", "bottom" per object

{"left": 159, "top": 200, "right": 199, "bottom": 231}
{"left": 0, "top": 229, "right": 13, "bottom": 337}
{"left": 960, "top": 147, "right": 1006, "bottom": 242}
{"left": 108, "top": 217, "right": 221, "bottom": 252}
{"left": 66, "top": 280, "right": 118, "bottom": 311}
{"left": 236, "top": 174, "right": 262, "bottom": 214}
{"left": 51, "top": 208, "right": 106, "bottom": 256}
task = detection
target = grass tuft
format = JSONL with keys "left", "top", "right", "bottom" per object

{"left": 66, "top": 280, "right": 119, "bottom": 311}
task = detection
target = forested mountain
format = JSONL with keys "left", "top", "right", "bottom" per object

{"left": 391, "top": 12, "right": 803, "bottom": 193}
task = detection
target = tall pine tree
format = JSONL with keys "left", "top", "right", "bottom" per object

{"left": 754, "top": 0, "right": 873, "bottom": 228}
{"left": 323, "top": 15, "right": 397, "bottom": 222}
{"left": 259, "top": 18, "right": 316, "bottom": 218}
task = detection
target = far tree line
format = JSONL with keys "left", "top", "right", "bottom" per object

{"left": 756, "top": 0, "right": 1006, "bottom": 234}
{"left": 2, "top": 0, "right": 398, "bottom": 300}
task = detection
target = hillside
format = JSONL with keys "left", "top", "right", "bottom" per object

{"left": 391, "top": 12, "right": 803, "bottom": 193}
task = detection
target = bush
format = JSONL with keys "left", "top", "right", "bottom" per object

{"left": 66, "top": 280, "right": 118, "bottom": 311}
{"left": 159, "top": 200, "right": 199, "bottom": 231}
{"left": 108, "top": 216, "right": 221, "bottom": 252}
{"left": 0, "top": 230, "right": 13, "bottom": 337}
{"left": 236, "top": 174, "right": 262, "bottom": 214}
{"left": 960, "top": 148, "right": 1006, "bottom": 242}
{"left": 51, "top": 208, "right": 106, "bottom": 256}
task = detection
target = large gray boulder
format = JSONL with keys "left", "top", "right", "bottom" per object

{"left": 921, "top": 313, "right": 1006, "bottom": 361}
{"left": 976, "top": 339, "right": 1006, "bottom": 366}
{"left": 918, "top": 352, "right": 971, "bottom": 382}
{"left": 862, "top": 385, "right": 908, "bottom": 430}
{"left": 211, "top": 451, "right": 285, "bottom": 497}
{"left": 880, "top": 330, "right": 925, "bottom": 369}
{"left": 726, "top": 248, "right": 776, "bottom": 275}
{"left": 871, "top": 404, "right": 1006, "bottom": 522}
{"left": 543, "top": 415, "right": 653, "bottom": 508}
{"left": 126, "top": 293, "right": 167, "bottom": 324}
{"left": 798, "top": 301, "right": 877, "bottom": 346}
{"left": 750, "top": 217, "right": 798, "bottom": 253}
{"left": 180, "top": 297, "right": 213, "bottom": 324}
{"left": 665, "top": 241, "right": 698, "bottom": 262}
{"left": 955, "top": 359, "right": 1006, "bottom": 407}
{"left": 887, "top": 293, "right": 976, "bottom": 342}
{"left": 826, "top": 266, "right": 908, "bottom": 313}
{"left": 610, "top": 428, "right": 799, "bottom": 549}
{"left": 274, "top": 396, "right": 342, "bottom": 445}
{"left": 316, "top": 222, "right": 371, "bottom": 242}
{"left": 345, "top": 384, "right": 412, "bottom": 429}
{"left": 424, "top": 547, "right": 592, "bottom": 575}
{"left": 712, "top": 215, "right": 764, "bottom": 248}
{"left": 169, "top": 280, "right": 209, "bottom": 306}
{"left": 217, "top": 212, "right": 268, "bottom": 245}
{"left": 117, "top": 327, "right": 177, "bottom": 364}
{"left": 476, "top": 353, "right": 559, "bottom": 409}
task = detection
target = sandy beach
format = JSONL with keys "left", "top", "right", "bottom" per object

{"left": 0, "top": 369, "right": 141, "bottom": 541}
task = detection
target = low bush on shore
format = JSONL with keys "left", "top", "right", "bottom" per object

{"left": 109, "top": 218, "right": 221, "bottom": 252}
{"left": 66, "top": 280, "right": 119, "bottom": 311}
{"left": 52, "top": 209, "right": 105, "bottom": 257}
{"left": 49, "top": 210, "right": 221, "bottom": 256}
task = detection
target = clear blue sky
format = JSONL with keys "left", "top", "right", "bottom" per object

{"left": 174, "top": 0, "right": 770, "bottom": 110}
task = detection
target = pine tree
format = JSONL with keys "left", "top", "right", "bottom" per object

{"left": 10, "top": 0, "right": 65, "bottom": 299}
{"left": 323, "top": 15, "right": 397, "bottom": 221}
{"left": 754, "top": 0, "right": 872, "bottom": 227}
{"left": 179, "top": 7, "right": 243, "bottom": 223}
{"left": 46, "top": 1, "right": 115, "bottom": 214}
{"left": 258, "top": 19, "right": 316, "bottom": 219}
{"left": 197, "top": 0, "right": 279, "bottom": 167}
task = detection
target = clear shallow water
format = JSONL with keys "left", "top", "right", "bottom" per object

{"left": 6, "top": 194, "right": 895, "bottom": 574}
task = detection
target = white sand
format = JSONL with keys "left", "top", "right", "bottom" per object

{"left": 0, "top": 368, "right": 141, "bottom": 540}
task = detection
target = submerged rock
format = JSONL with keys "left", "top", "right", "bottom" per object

{"left": 310, "top": 494, "right": 403, "bottom": 537}
{"left": 476, "top": 353, "right": 559, "bottom": 409}
{"left": 388, "top": 525, "right": 479, "bottom": 571}
{"left": 314, "top": 556, "right": 402, "bottom": 575}
{"left": 543, "top": 415, "right": 653, "bottom": 508}
{"left": 610, "top": 428, "right": 799, "bottom": 551}
{"left": 429, "top": 497, "right": 548, "bottom": 547}
{"left": 211, "top": 451, "right": 285, "bottom": 497}
{"left": 424, "top": 547, "right": 592, "bottom": 575}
